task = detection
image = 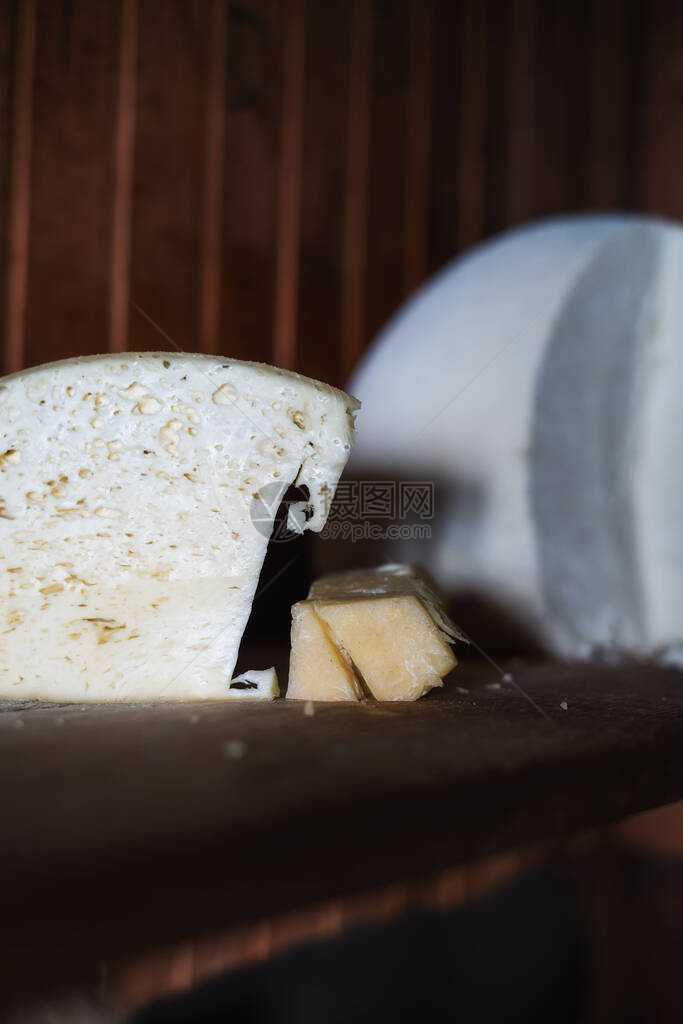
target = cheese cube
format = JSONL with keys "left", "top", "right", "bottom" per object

{"left": 287, "top": 564, "right": 464, "bottom": 701}
{"left": 288, "top": 601, "right": 363, "bottom": 701}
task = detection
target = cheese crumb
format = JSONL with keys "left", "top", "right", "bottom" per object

{"left": 222, "top": 739, "right": 247, "bottom": 759}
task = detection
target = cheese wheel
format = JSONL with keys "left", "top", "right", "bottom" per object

{"left": 350, "top": 216, "right": 683, "bottom": 660}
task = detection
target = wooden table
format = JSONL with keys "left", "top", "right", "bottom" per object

{"left": 1, "top": 658, "right": 681, "bottom": 1002}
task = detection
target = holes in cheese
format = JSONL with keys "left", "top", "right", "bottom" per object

{"left": 287, "top": 564, "right": 465, "bottom": 702}
{"left": 0, "top": 353, "right": 359, "bottom": 702}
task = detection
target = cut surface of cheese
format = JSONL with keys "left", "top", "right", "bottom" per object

{"left": 0, "top": 353, "right": 358, "bottom": 701}
{"left": 287, "top": 564, "right": 463, "bottom": 701}
{"left": 288, "top": 602, "right": 363, "bottom": 701}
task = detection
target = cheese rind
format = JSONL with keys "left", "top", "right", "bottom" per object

{"left": 287, "top": 564, "right": 462, "bottom": 701}
{"left": 0, "top": 353, "right": 358, "bottom": 701}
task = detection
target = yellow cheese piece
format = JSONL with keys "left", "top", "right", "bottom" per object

{"left": 288, "top": 602, "right": 363, "bottom": 702}
{"left": 287, "top": 564, "right": 464, "bottom": 702}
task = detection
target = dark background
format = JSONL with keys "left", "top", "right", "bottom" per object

{"left": 2, "top": 0, "right": 683, "bottom": 384}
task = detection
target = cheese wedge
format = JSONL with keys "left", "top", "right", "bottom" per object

{"left": 287, "top": 564, "right": 464, "bottom": 701}
{"left": 0, "top": 353, "right": 358, "bottom": 701}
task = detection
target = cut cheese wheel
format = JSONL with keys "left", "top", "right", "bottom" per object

{"left": 0, "top": 353, "right": 358, "bottom": 701}
{"left": 350, "top": 216, "right": 683, "bottom": 660}
{"left": 287, "top": 564, "right": 463, "bottom": 701}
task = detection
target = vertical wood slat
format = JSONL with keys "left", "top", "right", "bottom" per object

{"left": 295, "top": 0, "right": 352, "bottom": 386}
{"left": 534, "top": 0, "right": 591, "bottom": 217}
{"left": 25, "top": 2, "right": 122, "bottom": 365}
{"left": 403, "top": 0, "right": 432, "bottom": 297}
{"left": 483, "top": 1, "right": 513, "bottom": 238}
{"left": 505, "top": 0, "right": 535, "bottom": 226}
{"left": 0, "top": 6, "right": 10, "bottom": 377}
{"left": 366, "top": 0, "right": 410, "bottom": 350}
{"left": 128, "top": 1, "right": 208, "bottom": 353}
{"left": 199, "top": 0, "right": 228, "bottom": 355}
{"left": 273, "top": 0, "right": 306, "bottom": 369}
{"left": 622, "top": 0, "right": 651, "bottom": 209}
{"left": 457, "top": 0, "right": 487, "bottom": 252}
{"left": 5, "top": 0, "right": 36, "bottom": 375}
{"left": 567, "top": 0, "right": 592, "bottom": 210}
{"left": 622, "top": 0, "right": 649, "bottom": 211}
{"left": 533, "top": 1, "right": 562, "bottom": 217}
{"left": 109, "top": 0, "right": 139, "bottom": 354}
{"left": 220, "top": 0, "right": 280, "bottom": 366}
{"left": 341, "top": 0, "right": 372, "bottom": 382}
{"left": 639, "top": 0, "right": 683, "bottom": 218}
{"left": 429, "top": 0, "right": 463, "bottom": 273}
{"left": 587, "top": 0, "right": 626, "bottom": 208}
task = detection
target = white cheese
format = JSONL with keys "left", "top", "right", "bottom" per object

{"left": 349, "top": 215, "right": 683, "bottom": 660}
{"left": 0, "top": 352, "right": 358, "bottom": 701}
{"left": 229, "top": 667, "right": 279, "bottom": 700}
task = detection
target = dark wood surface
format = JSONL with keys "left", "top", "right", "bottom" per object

{"left": 0, "top": 656, "right": 681, "bottom": 1000}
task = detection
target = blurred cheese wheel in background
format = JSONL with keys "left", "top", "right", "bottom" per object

{"left": 348, "top": 216, "right": 683, "bottom": 660}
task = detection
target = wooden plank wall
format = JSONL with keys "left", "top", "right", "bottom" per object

{"left": 2, "top": 0, "right": 682, "bottom": 386}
